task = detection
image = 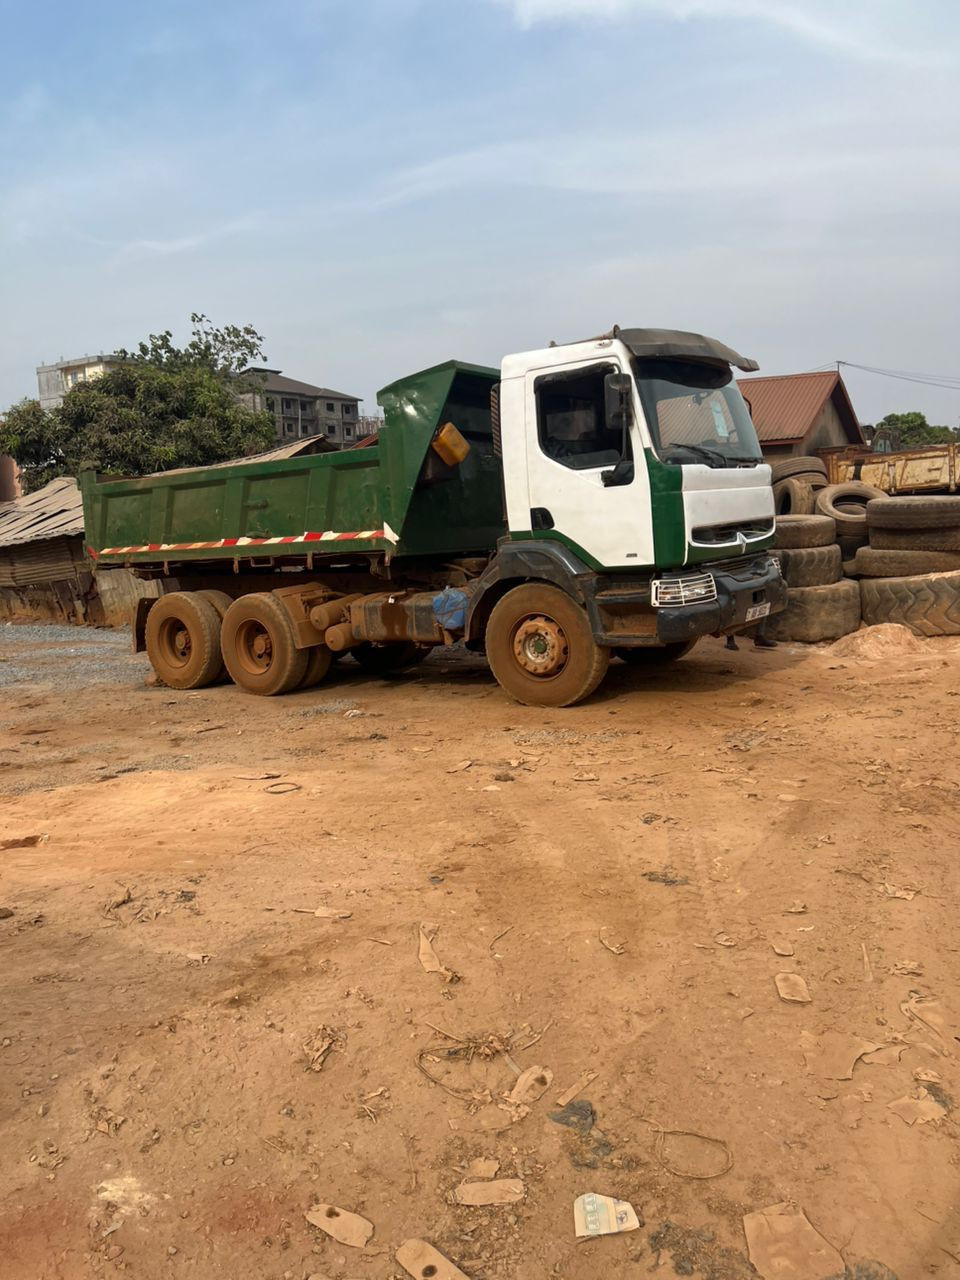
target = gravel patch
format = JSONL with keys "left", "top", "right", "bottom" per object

{"left": 0, "top": 622, "right": 146, "bottom": 690}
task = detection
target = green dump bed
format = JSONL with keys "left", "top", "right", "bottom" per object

{"left": 82, "top": 361, "right": 505, "bottom": 568}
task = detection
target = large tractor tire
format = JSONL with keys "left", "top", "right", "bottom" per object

{"left": 774, "top": 545, "right": 842, "bottom": 588}
{"left": 770, "top": 456, "right": 828, "bottom": 483}
{"left": 486, "top": 583, "right": 609, "bottom": 707}
{"left": 774, "top": 515, "right": 837, "bottom": 550}
{"left": 869, "top": 526, "right": 960, "bottom": 552}
{"left": 220, "top": 592, "right": 309, "bottom": 695}
{"left": 766, "top": 579, "right": 861, "bottom": 643}
{"left": 144, "top": 592, "right": 224, "bottom": 690}
{"left": 865, "top": 496, "right": 960, "bottom": 531}
{"left": 615, "top": 640, "right": 697, "bottom": 665}
{"left": 859, "top": 570, "right": 960, "bottom": 636}
{"left": 852, "top": 547, "right": 960, "bottom": 578}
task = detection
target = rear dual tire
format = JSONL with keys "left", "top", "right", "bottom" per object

{"left": 220, "top": 592, "right": 310, "bottom": 695}
{"left": 145, "top": 592, "right": 224, "bottom": 690}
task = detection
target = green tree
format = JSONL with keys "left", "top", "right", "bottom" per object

{"left": 1, "top": 315, "right": 275, "bottom": 492}
{"left": 877, "top": 411, "right": 959, "bottom": 448}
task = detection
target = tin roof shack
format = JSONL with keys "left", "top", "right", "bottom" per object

{"left": 0, "top": 440, "right": 338, "bottom": 626}
{"left": 0, "top": 478, "right": 161, "bottom": 626}
{"left": 737, "top": 371, "right": 864, "bottom": 460}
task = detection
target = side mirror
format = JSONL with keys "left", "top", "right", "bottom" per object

{"left": 604, "top": 372, "right": 633, "bottom": 432}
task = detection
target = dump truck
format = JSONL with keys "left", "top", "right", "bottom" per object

{"left": 80, "top": 326, "right": 786, "bottom": 707}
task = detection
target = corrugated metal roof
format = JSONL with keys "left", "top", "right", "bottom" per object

{"left": 161, "top": 435, "right": 337, "bottom": 476}
{"left": 736, "top": 371, "right": 861, "bottom": 444}
{"left": 0, "top": 477, "right": 84, "bottom": 549}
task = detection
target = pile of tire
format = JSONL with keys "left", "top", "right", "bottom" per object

{"left": 814, "top": 480, "right": 886, "bottom": 564}
{"left": 771, "top": 456, "right": 828, "bottom": 515}
{"left": 848, "top": 496, "right": 960, "bottom": 636}
{"left": 767, "top": 513, "right": 861, "bottom": 642}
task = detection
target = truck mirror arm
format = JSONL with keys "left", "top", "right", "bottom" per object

{"left": 601, "top": 459, "right": 635, "bottom": 487}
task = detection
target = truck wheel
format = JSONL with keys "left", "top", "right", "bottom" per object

{"left": 615, "top": 641, "right": 697, "bottom": 665}
{"left": 486, "top": 584, "right": 609, "bottom": 707}
{"left": 145, "top": 592, "right": 223, "bottom": 690}
{"left": 352, "top": 642, "right": 428, "bottom": 675}
{"left": 297, "top": 645, "right": 333, "bottom": 689}
{"left": 197, "top": 590, "right": 234, "bottom": 682}
{"left": 220, "top": 592, "right": 309, "bottom": 695}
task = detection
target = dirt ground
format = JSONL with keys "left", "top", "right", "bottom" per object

{"left": 2, "top": 621, "right": 960, "bottom": 1280}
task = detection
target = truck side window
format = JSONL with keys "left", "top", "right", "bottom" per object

{"left": 536, "top": 365, "right": 629, "bottom": 471}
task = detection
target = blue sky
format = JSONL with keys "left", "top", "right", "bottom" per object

{"left": 1, "top": 0, "right": 958, "bottom": 425}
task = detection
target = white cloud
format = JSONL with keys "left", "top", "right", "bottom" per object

{"left": 113, "top": 217, "right": 261, "bottom": 260}
{"left": 489, "top": 0, "right": 944, "bottom": 64}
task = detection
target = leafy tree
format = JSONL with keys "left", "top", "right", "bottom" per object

{"left": 877, "top": 411, "right": 959, "bottom": 448}
{"left": 1, "top": 315, "right": 275, "bottom": 492}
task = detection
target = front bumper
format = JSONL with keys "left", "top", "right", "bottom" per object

{"left": 654, "top": 554, "right": 787, "bottom": 644}
{"left": 585, "top": 554, "right": 787, "bottom": 648}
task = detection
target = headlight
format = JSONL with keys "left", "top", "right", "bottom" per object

{"left": 651, "top": 573, "right": 718, "bottom": 608}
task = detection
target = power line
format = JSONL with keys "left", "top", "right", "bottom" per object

{"left": 838, "top": 361, "right": 960, "bottom": 392}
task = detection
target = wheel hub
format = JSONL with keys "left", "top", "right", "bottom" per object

{"left": 512, "top": 615, "right": 568, "bottom": 676}
{"left": 237, "top": 621, "right": 274, "bottom": 673}
{"left": 173, "top": 628, "right": 191, "bottom": 659}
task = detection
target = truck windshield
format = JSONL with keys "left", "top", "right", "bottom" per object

{"left": 633, "top": 360, "right": 763, "bottom": 468}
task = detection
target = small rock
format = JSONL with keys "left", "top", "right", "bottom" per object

{"left": 0, "top": 908, "right": 14, "bottom": 920}
{"left": 493, "top": 772, "right": 515, "bottom": 782}
{"left": 167, "top": 1246, "right": 178, "bottom": 1256}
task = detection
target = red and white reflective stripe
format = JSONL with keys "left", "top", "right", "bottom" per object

{"left": 91, "top": 530, "right": 386, "bottom": 557}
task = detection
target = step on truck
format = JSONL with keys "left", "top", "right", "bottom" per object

{"left": 81, "top": 326, "right": 787, "bottom": 707}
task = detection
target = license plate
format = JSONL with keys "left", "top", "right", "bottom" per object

{"left": 746, "top": 602, "right": 771, "bottom": 622}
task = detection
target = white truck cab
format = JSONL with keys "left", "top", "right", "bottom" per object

{"left": 498, "top": 326, "right": 775, "bottom": 572}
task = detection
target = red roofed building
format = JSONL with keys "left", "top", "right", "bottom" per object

{"left": 736, "top": 370, "right": 864, "bottom": 460}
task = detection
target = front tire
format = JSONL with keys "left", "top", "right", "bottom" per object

{"left": 615, "top": 640, "right": 697, "bottom": 666}
{"left": 485, "top": 583, "right": 609, "bottom": 707}
{"left": 220, "top": 592, "right": 309, "bottom": 696}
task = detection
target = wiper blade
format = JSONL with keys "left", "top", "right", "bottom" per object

{"left": 664, "top": 444, "right": 728, "bottom": 467}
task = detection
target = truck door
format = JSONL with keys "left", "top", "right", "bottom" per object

{"left": 523, "top": 360, "right": 654, "bottom": 570}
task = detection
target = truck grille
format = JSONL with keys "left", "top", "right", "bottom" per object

{"left": 651, "top": 572, "right": 718, "bottom": 608}
{"left": 691, "top": 519, "right": 774, "bottom": 546}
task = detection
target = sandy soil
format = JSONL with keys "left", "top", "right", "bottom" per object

{"left": 1, "top": 621, "right": 959, "bottom": 1280}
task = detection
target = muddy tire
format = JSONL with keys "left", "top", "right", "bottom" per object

{"left": 774, "top": 514, "right": 837, "bottom": 549}
{"left": 615, "top": 641, "right": 697, "bottom": 665}
{"left": 869, "top": 526, "right": 960, "bottom": 552}
{"left": 773, "top": 545, "right": 842, "bottom": 588}
{"left": 815, "top": 482, "right": 886, "bottom": 538}
{"left": 352, "top": 642, "right": 428, "bottom": 675}
{"left": 220, "top": 592, "right": 308, "bottom": 696}
{"left": 853, "top": 547, "right": 960, "bottom": 578}
{"left": 297, "top": 645, "right": 333, "bottom": 688}
{"left": 197, "top": 590, "right": 234, "bottom": 682}
{"left": 770, "top": 456, "right": 827, "bottom": 482}
{"left": 860, "top": 571, "right": 960, "bottom": 636}
{"left": 772, "top": 478, "right": 816, "bottom": 516}
{"left": 145, "top": 592, "right": 224, "bottom": 690}
{"left": 865, "top": 495, "right": 960, "bottom": 530}
{"left": 486, "top": 583, "right": 609, "bottom": 707}
{"left": 766, "top": 579, "right": 861, "bottom": 643}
